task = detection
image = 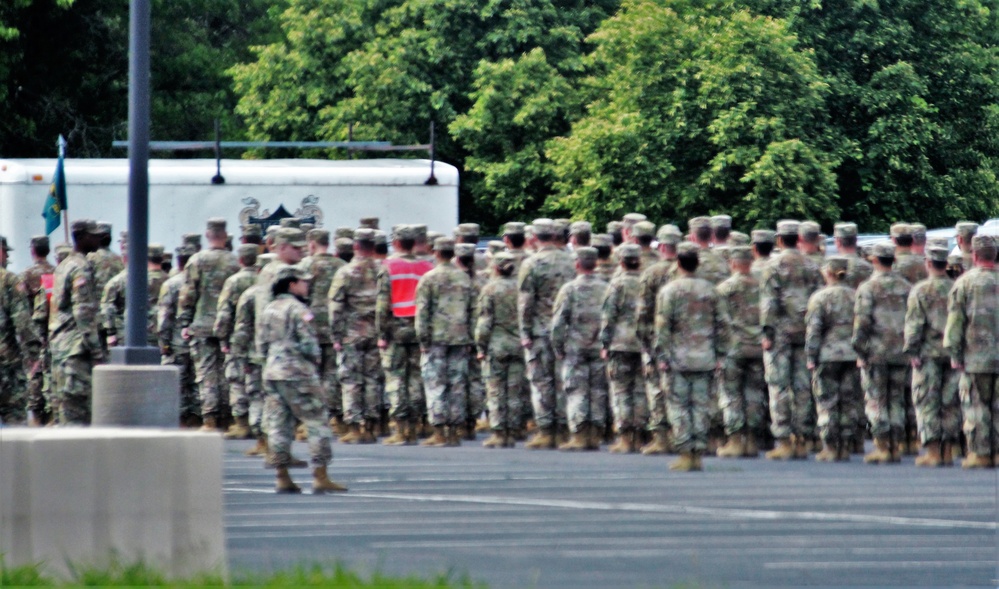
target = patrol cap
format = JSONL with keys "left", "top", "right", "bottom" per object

{"left": 632, "top": 220, "right": 655, "bottom": 238}
{"left": 592, "top": 233, "right": 613, "bottom": 248}
{"left": 241, "top": 224, "right": 262, "bottom": 238}
{"left": 300, "top": 223, "right": 315, "bottom": 233}
{"left": 927, "top": 237, "right": 949, "bottom": 249}
{"left": 824, "top": 256, "right": 849, "bottom": 273}
{"left": 776, "top": 220, "right": 800, "bottom": 236}
{"left": 493, "top": 252, "right": 517, "bottom": 273}
{"left": 971, "top": 234, "right": 996, "bottom": 253}
{"left": 393, "top": 225, "right": 416, "bottom": 241}
{"left": 569, "top": 221, "right": 592, "bottom": 235}
{"left": 334, "top": 238, "right": 353, "bottom": 254}
{"left": 119, "top": 230, "right": 129, "bottom": 243}
{"left": 799, "top": 221, "right": 821, "bottom": 238}
{"left": 278, "top": 217, "right": 301, "bottom": 229}
{"left": 676, "top": 242, "right": 699, "bottom": 256}
{"left": 206, "top": 217, "right": 227, "bottom": 232}
{"left": 307, "top": 229, "right": 330, "bottom": 244}
{"left": 71, "top": 219, "right": 102, "bottom": 235}
{"left": 148, "top": 244, "right": 165, "bottom": 258}
{"left": 728, "top": 231, "right": 750, "bottom": 246}
{"left": 55, "top": 244, "right": 73, "bottom": 261}
{"left": 606, "top": 221, "right": 623, "bottom": 234}
{"left": 524, "top": 225, "right": 535, "bottom": 238}
{"left": 872, "top": 242, "right": 896, "bottom": 258}
{"left": 236, "top": 243, "right": 259, "bottom": 260}
{"left": 533, "top": 219, "right": 555, "bottom": 237}
{"left": 656, "top": 224, "right": 683, "bottom": 245}
{"left": 751, "top": 229, "right": 776, "bottom": 244}
{"left": 926, "top": 246, "right": 949, "bottom": 263}
{"left": 947, "top": 253, "right": 963, "bottom": 266}
{"left": 427, "top": 231, "right": 444, "bottom": 248}
{"left": 96, "top": 221, "right": 113, "bottom": 235}
{"left": 889, "top": 223, "right": 912, "bottom": 238}
{"left": 503, "top": 222, "right": 525, "bottom": 236}
{"left": 455, "top": 223, "right": 480, "bottom": 238}
{"left": 273, "top": 228, "right": 307, "bottom": 247}
{"left": 435, "top": 236, "right": 456, "bottom": 252}
{"left": 411, "top": 224, "right": 428, "bottom": 241}
{"left": 30, "top": 235, "right": 49, "bottom": 250}
{"left": 334, "top": 227, "right": 354, "bottom": 240}
{"left": 617, "top": 244, "right": 641, "bottom": 259}
{"left": 275, "top": 264, "right": 312, "bottom": 282}
{"left": 183, "top": 233, "right": 202, "bottom": 247}
{"left": 911, "top": 223, "right": 927, "bottom": 242}
{"left": 552, "top": 219, "right": 570, "bottom": 237}
{"left": 729, "top": 246, "right": 752, "bottom": 263}
{"left": 622, "top": 213, "right": 647, "bottom": 226}
{"left": 265, "top": 226, "right": 279, "bottom": 241}
{"left": 256, "top": 252, "right": 276, "bottom": 269}
{"left": 175, "top": 244, "right": 196, "bottom": 258}
{"left": 486, "top": 241, "right": 506, "bottom": 256}
{"left": 354, "top": 228, "right": 376, "bottom": 244}
{"left": 956, "top": 222, "right": 979, "bottom": 238}
{"left": 688, "top": 216, "right": 711, "bottom": 231}
{"left": 833, "top": 223, "right": 858, "bottom": 238}
{"left": 575, "top": 247, "right": 598, "bottom": 263}
{"left": 711, "top": 215, "right": 732, "bottom": 229}
{"left": 359, "top": 217, "right": 380, "bottom": 230}
{"left": 373, "top": 230, "right": 388, "bottom": 246}
{"left": 0, "top": 236, "right": 12, "bottom": 251}
{"left": 455, "top": 243, "right": 476, "bottom": 257}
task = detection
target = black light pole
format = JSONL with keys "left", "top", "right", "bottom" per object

{"left": 112, "top": 0, "right": 158, "bottom": 365}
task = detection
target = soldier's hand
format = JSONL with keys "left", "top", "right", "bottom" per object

{"left": 952, "top": 359, "right": 964, "bottom": 371}
{"left": 476, "top": 352, "right": 484, "bottom": 361}
{"left": 761, "top": 337, "right": 772, "bottom": 351}
{"left": 658, "top": 361, "right": 670, "bottom": 372}
{"left": 856, "top": 358, "right": 866, "bottom": 369}
{"left": 162, "top": 345, "right": 172, "bottom": 357}
{"left": 910, "top": 357, "right": 922, "bottom": 369}
{"left": 807, "top": 360, "right": 816, "bottom": 371}
{"left": 600, "top": 349, "right": 608, "bottom": 360}
{"left": 334, "top": 342, "right": 342, "bottom": 352}
{"left": 377, "top": 339, "right": 388, "bottom": 350}
{"left": 221, "top": 344, "right": 230, "bottom": 354}
{"left": 107, "top": 335, "right": 117, "bottom": 347}
{"left": 181, "top": 328, "right": 191, "bottom": 341}
{"left": 521, "top": 338, "right": 533, "bottom": 349}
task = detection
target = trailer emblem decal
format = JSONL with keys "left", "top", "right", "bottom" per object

{"left": 239, "top": 196, "right": 324, "bottom": 230}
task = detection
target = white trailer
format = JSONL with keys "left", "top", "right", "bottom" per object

{"left": 0, "top": 158, "right": 459, "bottom": 271}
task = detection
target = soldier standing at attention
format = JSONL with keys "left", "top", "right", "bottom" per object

{"left": 476, "top": 253, "right": 524, "bottom": 448}
{"left": 632, "top": 221, "right": 662, "bottom": 272}
{"left": 892, "top": 223, "right": 928, "bottom": 294}
{"left": 416, "top": 237, "right": 475, "bottom": 447}
{"left": 102, "top": 243, "right": 167, "bottom": 349}
{"left": 944, "top": 235, "right": 999, "bottom": 469}
{"left": 21, "top": 236, "right": 54, "bottom": 426}
{"left": 804, "top": 257, "right": 858, "bottom": 462}
{"left": 954, "top": 222, "right": 978, "bottom": 270}
{"left": 178, "top": 218, "right": 240, "bottom": 432}
{"left": 49, "top": 219, "right": 103, "bottom": 424}
{"left": 683, "top": 217, "right": 729, "bottom": 285}
{"left": 260, "top": 265, "right": 346, "bottom": 494}
{"left": 911, "top": 224, "right": 927, "bottom": 257}
{"left": 569, "top": 222, "right": 591, "bottom": 249}
{"left": 852, "top": 242, "right": 912, "bottom": 463}
{"left": 378, "top": 225, "right": 433, "bottom": 445}
{"left": 715, "top": 246, "right": 767, "bottom": 458}
{"left": 833, "top": 223, "right": 872, "bottom": 291}
{"left": 798, "top": 222, "right": 825, "bottom": 268}
{"left": 904, "top": 246, "right": 959, "bottom": 466}
{"left": 761, "top": 220, "right": 822, "bottom": 460}
{"left": 592, "top": 234, "right": 616, "bottom": 282}
{"left": 0, "top": 235, "right": 42, "bottom": 424}
{"left": 656, "top": 242, "right": 730, "bottom": 471}
{"left": 231, "top": 254, "right": 274, "bottom": 456}
{"left": 456, "top": 243, "right": 486, "bottom": 439}
{"left": 159, "top": 245, "right": 198, "bottom": 426}
{"left": 501, "top": 223, "right": 529, "bottom": 275}
{"left": 749, "top": 230, "right": 776, "bottom": 282}
{"left": 601, "top": 244, "right": 647, "bottom": 453}
{"left": 456, "top": 223, "right": 488, "bottom": 273}
{"left": 551, "top": 247, "right": 609, "bottom": 451}
{"left": 711, "top": 215, "right": 733, "bottom": 262}
{"left": 88, "top": 221, "right": 124, "bottom": 354}
{"left": 518, "top": 219, "right": 576, "bottom": 449}
{"left": 329, "top": 228, "right": 387, "bottom": 443}
{"left": 214, "top": 244, "right": 260, "bottom": 439}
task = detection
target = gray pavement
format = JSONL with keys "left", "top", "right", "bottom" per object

{"left": 224, "top": 438, "right": 999, "bottom": 588}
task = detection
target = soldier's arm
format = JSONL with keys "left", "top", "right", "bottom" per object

{"left": 851, "top": 285, "right": 873, "bottom": 361}
{"left": 550, "top": 285, "right": 570, "bottom": 358}
{"left": 176, "top": 259, "right": 198, "bottom": 329}
{"left": 474, "top": 287, "right": 493, "bottom": 356}
{"left": 213, "top": 279, "right": 236, "bottom": 343}
{"left": 716, "top": 285, "right": 736, "bottom": 359}
{"left": 759, "top": 266, "right": 779, "bottom": 342}
{"left": 902, "top": 287, "right": 925, "bottom": 358}
{"left": 654, "top": 288, "right": 673, "bottom": 369}
{"left": 230, "top": 290, "right": 254, "bottom": 357}
{"left": 100, "top": 279, "right": 117, "bottom": 336}
{"left": 712, "top": 289, "right": 731, "bottom": 362}
{"left": 71, "top": 265, "right": 102, "bottom": 353}
{"left": 517, "top": 262, "right": 535, "bottom": 343}
{"left": 327, "top": 271, "right": 347, "bottom": 347}
{"left": 804, "top": 294, "right": 823, "bottom": 366}
{"left": 415, "top": 278, "right": 433, "bottom": 349}
{"left": 157, "top": 281, "right": 176, "bottom": 353}
{"left": 375, "top": 269, "right": 392, "bottom": 343}
{"left": 296, "top": 306, "right": 322, "bottom": 366}
{"left": 944, "top": 281, "right": 967, "bottom": 367}
{"left": 9, "top": 276, "right": 42, "bottom": 357}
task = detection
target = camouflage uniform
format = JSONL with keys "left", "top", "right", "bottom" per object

{"left": 87, "top": 243, "right": 124, "bottom": 355}
{"left": 552, "top": 264, "right": 609, "bottom": 434}
{"left": 602, "top": 247, "right": 647, "bottom": 434}
{"left": 302, "top": 250, "right": 345, "bottom": 418}
{"left": 416, "top": 252, "right": 475, "bottom": 427}
{"left": 49, "top": 246, "right": 102, "bottom": 425}
{"left": 158, "top": 270, "right": 197, "bottom": 421}
{"left": 214, "top": 264, "right": 258, "bottom": 418}
{"left": 260, "top": 291, "right": 333, "bottom": 468}
{"left": 805, "top": 273, "right": 859, "bottom": 449}
{"left": 100, "top": 265, "right": 166, "bottom": 348}
{"left": 329, "top": 243, "right": 388, "bottom": 427}
{"left": 760, "top": 227, "right": 822, "bottom": 445}
{"left": 177, "top": 234, "right": 240, "bottom": 421}
{"left": 638, "top": 250, "right": 679, "bottom": 434}
{"left": 852, "top": 250, "right": 912, "bottom": 448}
{"left": 475, "top": 260, "right": 525, "bottom": 432}
{"left": 716, "top": 267, "right": 767, "bottom": 439}
{"left": 20, "top": 253, "right": 54, "bottom": 419}
{"left": 232, "top": 285, "right": 264, "bottom": 432}
{"left": 655, "top": 262, "right": 729, "bottom": 454}
{"left": 0, "top": 266, "right": 42, "bottom": 423}
{"left": 944, "top": 242, "right": 999, "bottom": 461}
{"left": 904, "top": 267, "right": 959, "bottom": 446}
{"left": 845, "top": 254, "right": 874, "bottom": 291}
{"left": 518, "top": 221, "right": 576, "bottom": 431}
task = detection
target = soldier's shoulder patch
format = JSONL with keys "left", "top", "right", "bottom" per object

{"left": 303, "top": 312, "right": 314, "bottom": 322}
{"left": 74, "top": 276, "right": 88, "bottom": 289}
{"left": 15, "top": 281, "right": 26, "bottom": 293}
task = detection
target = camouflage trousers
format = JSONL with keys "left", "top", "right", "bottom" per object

{"left": 764, "top": 343, "right": 814, "bottom": 440}
{"left": 246, "top": 362, "right": 264, "bottom": 435}
{"left": 25, "top": 349, "right": 50, "bottom": 418}
{"left": 467, "top": 351, "right": 485, "bottom": 421}
{"left": 721, "top": 356, "right": 767, "bottom": 437}
{"left": 382, "top": 342, "right": 424, "bottom": 422}
{"left": 608, "top": 351, "right": 649, "bottom": 432}
{"left": 665, "top": 370, "right": 714, "bottom": 453}
{"left": 163, "top": 352, "right": 198, "bottom": 421}
{"left": 912, "top": 358, "right": 960, "bottom": 444}
{"left": 562, "top": 350, "right": 608, "bottom": 434}
{"left": 421, "top": 344, "right": 469, "bottom": 426}
{"left": 812, "top": 362, "right": 860, "bottom": 444}
{"left": 263, "top": 378, "right": 332, "bottom": 467}
{"left": 51, "top": 352, "right": 94, "bottom": 425}
{"left": 643, "top": 351, "right": 667, "bottom": 431}
{"left": 338, "top": 343, "right": 382, "bottom": 424}
{"left": 525, "top": 336, "right": 566, "bottom": 429}
{"left": 0, "top": 361, "right": 27, "bottom": 424}
{"left": 958, "top": 372, "right": 999, "bottom": 457}
{"left": 483, "top": 352, "right": 525, "bottom": 431}
{"left": 320, "top": 344, "right": 340, "bottom": 418}
{"left": 191, "top": 337, "right": 227, "bottom": 418}
{"left": 224, "top": 353, "right": 246, "bottom": 417}
{"left": 861, "top": 363, "right": 908, "bottom": 441}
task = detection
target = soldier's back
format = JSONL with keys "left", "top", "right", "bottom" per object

{"left": 945, "top": 267, "right": 999, "bottom": 372}
{"left": 854, "top": 271, "right": 911, "bottom": 364}
{"left": 657, "top": 276, "right": 724, "bottom": 371}
{"left": 904, "top": 275, "right": 952, "bottom": 359}
{"left": 418, "top": 262, "right": 473, "bottom": 346}
{"left": 553, "top": 274, "right": 607, "bottom": 354}
{"left": 806, "top": 284, "right": 856, "bottom": 363}
{"left": 717, "top": 272, "right": 762, "bottom": 358}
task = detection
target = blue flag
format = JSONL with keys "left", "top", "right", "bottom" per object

{"left": 43, "top": 135, "right": 67, "bottom": 235}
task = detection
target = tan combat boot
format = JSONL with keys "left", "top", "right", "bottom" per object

{"left": 941, "top": 442, "right": 954, "bottom": 466}
{"left": 421, "top": 425, "right": 448, "bottom": 447}
{"left": 482, "top": 430, "right": 505, "bottom": 448}
{"left": 405, "top": 420, "right": 421, "bottom": 445}
{"left": 329, "top": 416, "right": 348, "bottom": 437}
{"left": 558, "top": 426, "right": 589, "bottom": 452}
{"left": 889, "top": 436, "right": 903, "bottom": 463}
{"left": 223, "top": 415, "right": 253, "bottom": 440}
{"left": 199, "top": 415, "right": 219, "bottom": 432}
{"left": 608, "top": 429, "right": 632, "bottom": 454}
{"left": 669, "top": 452, "right": 696, "bottom": 471}
{"left": 814, "top": 441, "right": 838, "bottom": 462}
{"left": 586, "top": 424, "right": 603, "bottom": 450}
{"left": 294, "top": 423, "right": 308, "bottom": 442}
{"left": 853, "top": 432, "right": 866, "bottom": 454}
{"left": 312, "top": 465, "right": 348, "bottom": 494}
{"left": 359, "top": 420, "right": 377, "bottom": 443}
{"left": 475, "top": 417, "right": 490, "bottom": 433}
{"left": 382, "top": 420, "right": 407, "bottom": 446}
{"left": 691, "top": 451, "right": 704, "bottom": 471}
{"left": 792, "top": 435, "right": 810, "bottom": 459}
{"left": 836, "top": 441, "right": 851, "bottom": 462}
{"left": 716, "top": 433, "right": 745, "bottom": 458}
{"left": 446, "top": 426, "right": 462, "bottom": 447}
{"left": 338, "top": 423, "right": 362, "bottom": 444}
{"left": 743, "top": 432, "right": 759, "bottom": 457}
{"left": 275, "top": 467, "right": 301, "bottom": 494}
{"left": 244, "top": 435, "right": 268, "bottom": 457}
{"left": 863, "top": 436, "right": 893, "bottom": 464}
{"left": 525, "top": 428, "right": 556, "bottom": 450}
{"left": 961, "top": 452, "right": 994, "bottom": 469}
{"left": 915, "top": 441, "right": 942, "bottom": 467}
{"left": 765, "top": 438, "right": 794, "bottom": 460}
{"left": 641, "top": 429, "right": 670, "bottom": 455}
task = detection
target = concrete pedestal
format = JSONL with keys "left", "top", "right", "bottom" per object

{"left": 0, "top": 428, "right": 226, "bottom": 580}
{"left": 92, "top": 365, "right": 179, "bottom": 427}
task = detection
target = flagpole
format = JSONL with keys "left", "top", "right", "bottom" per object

{"left": 58, "top": 136, "right": 69, "bottom": 243}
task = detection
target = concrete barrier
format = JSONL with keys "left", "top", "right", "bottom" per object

{"left": 92, "top": 365, "right": 180, "bottom": 427}
{"left": 0, "top": 428, "right": 226, "bottom": 580}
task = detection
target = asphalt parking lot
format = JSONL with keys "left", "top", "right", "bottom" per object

{"left": 224, "top": 438, "right": 999, "bottom": 588}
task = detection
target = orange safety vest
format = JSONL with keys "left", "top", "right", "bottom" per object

{"left": 40, "top": 274, "right": 54, "bottom": 302}
{"left": 384, "top": 257, "right": 433, "bottom": 318}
